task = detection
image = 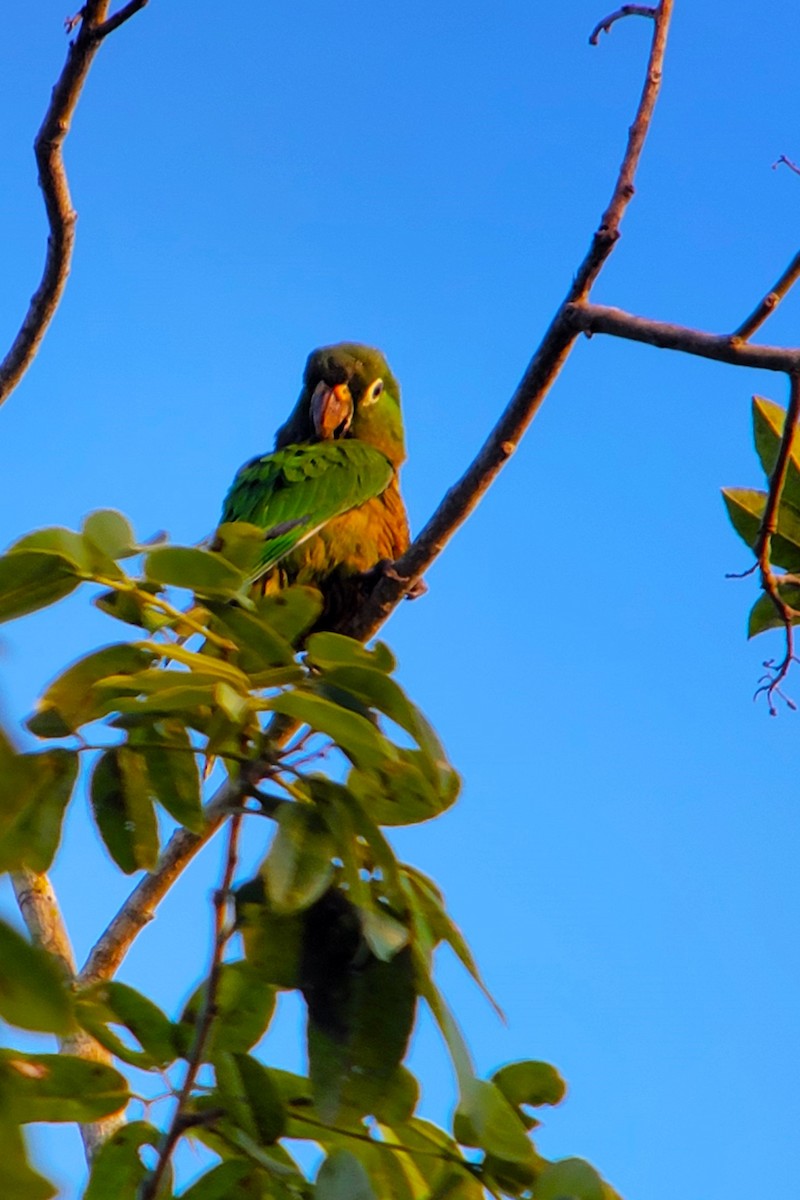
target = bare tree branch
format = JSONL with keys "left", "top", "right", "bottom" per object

{"left": 96, "top": 1, "right": 150, "bottom": 39}
{"left": 11, "top": 869, "right": 122, "bottom": 1157}
{"left": 733, "top": 250, "right": 800, "bottom": 341}
{"left": 772, "top": 154, "right": 800, "bottom": 178}
{"left": 74, "top": 1, "right": 676, "bottom": 977}
{"left": 0, "top": 3, "right": 148, "bottom": 407}
{"left": 140, "top": 814, "right": 242, "bottom": 1200}
{"left": 566, "top": 301, "right": 800, "bottom": 371}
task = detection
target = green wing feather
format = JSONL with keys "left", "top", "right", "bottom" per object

{"left": 221, "top": 440, "right": 393, "bottom": 577}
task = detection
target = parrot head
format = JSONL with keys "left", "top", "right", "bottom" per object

{"left": 276, "top": 343, "right": 406, "bottom": 468}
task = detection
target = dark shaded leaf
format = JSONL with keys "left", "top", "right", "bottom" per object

{"left": 134, "top": 724, "right": 203, "bottom": 832}
{"left": 213, "top": 1052, "right": 287, "bottom": 1144}
{"left": 206, "top": 602, "right": 296, "bottom": 671}
{"left": 0, "top": 550, "right": 79, "bottom": 624}
{"left": 264, "top": 803, "right": 335, "bottom": 914}
{"left": 90, "top": 747, "right": 160, "bottom": 873}
{"left": 0, "top": 920, "right": 72, "bottom": 1033}
{"left": 316, "top": 1149, "right": 377, "bottom": 1200}
{"left": 0, "top": 749, "right": 77, "bottom": 872}
{"left": 0, "top": 1051, "right": 128, "bottom": 1123}
{"left": 179, "top": 1160, "right": 253, "bottom": 1200}
{"left": 176, "top": 961, "right": 275, "bottom": 1058}
{"left": 236, "top": 877, "right": 303, "bottom": 988}
{"left": 75, "top": 982, "right": 176, "bottom": 1070}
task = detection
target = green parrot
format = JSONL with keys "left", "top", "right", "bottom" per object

{"left": 218, "top": 343, "right": 410, "bottom": 624}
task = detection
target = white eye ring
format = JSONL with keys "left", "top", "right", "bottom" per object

{"left": 362, "top": 378, "right": 384, "bottom": 406}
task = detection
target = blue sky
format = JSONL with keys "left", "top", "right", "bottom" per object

{"left": 2, "top": 2, "right": 800, "bottom": 1196}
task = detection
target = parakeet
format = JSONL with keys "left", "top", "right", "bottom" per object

{"left": 219, "top": 343, "right": 409, "bottom": 624}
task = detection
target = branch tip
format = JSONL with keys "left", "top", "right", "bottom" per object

{"left": 589, "top": 4, "right": 657, "bottom": 46}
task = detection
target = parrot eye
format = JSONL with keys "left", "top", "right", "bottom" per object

{"left": 362, "top": 378, "right": 384, "bottom": 406}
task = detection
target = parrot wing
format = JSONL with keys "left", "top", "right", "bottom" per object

{"left": 220, "top": 439, "right": 394, "bottom": 578}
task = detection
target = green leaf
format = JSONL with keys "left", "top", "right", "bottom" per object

{"left": 82, "top": 510, "right": 137, "bottom": 560}
{"left": 254, "top": 585, "right": 323, "bottom": 643}
{"left": 27, "top": 643, "right": 155, "bottom": 737}
{"left": 93, "top": 585, "right": 172, "bottom": 632}
{"left": 264, "top": 803, "right": 335, "bottom": 914}
{"left": 316, "top": 1149, "right": 377, "bottom": 1200}
{"left": 0, "top": 1051, "right": 128, "bottom": 1122}
{"left": 305, "top": 632, "right": 396, "bottom": 674}
{"left": 536, "top": 1158, "right": 611, "bottom": 1200}
{"left": 492, "top": 1060, "right": 567, "bottom": 1112}
{"left": 454, "top": 1078, "right": 534, "bottom": 1166}
{"left": 176, "top": 961, "right": 276, "bottom": 1057}
{"left": 349, "top": 750, "right": 459, "bottom": 826}
{"left": 0, "top": 920, "right": 72, "bottom": 1033}
{"left": 752, "top": 396, "right": 800, "bottom": 509}
{"left": 304, "top": 892, "right": 417, "bottom": 1120}
{"left": 236, "top": 878, "right": 303, "bottom": 988}
{"left": 179, "top": 1161, "right": 253, "bottom": 1200}
{"left": 747, "top": 587, "right": 800, "bottom": 638}
{"left": 145, "top": 546, "right": 246, "bottom": 597}
{"left": 0, "top": 749, "right": 78, "bottom": 872}
{"left": 83, "top": 1122, "right": 162, "bottom": 1200}
{"left": 0, "top": 1119, "right": 56, "bottom": 1200}
{"left": 721, "top": 487, "right": 800, "bottom": 570}
{"left": 206, "top": 602, "right": 296, "bottom": 671}
{"left": 11, "top": 526, "right": 124, "bottom": 581}
{"left": 135, "top": 724, "right": 203, "bottom": 832}
{"left": 266, "top": 690, "right": 393, "bottom": 769}
{"left": 0, "top": 550, "right": 79, "bottom": 624}
{"left": 213, "top": 1052, "right": 287, "bottom": 1144}
{"left": 90, "top": 747, "right": 160, "bottom": 873}
{"left": 75, "top": 982, "right": 176, "bottom": 1070}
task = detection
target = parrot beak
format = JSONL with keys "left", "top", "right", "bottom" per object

{"left": 310, "top": 381, "right": 353, "bottom": 440}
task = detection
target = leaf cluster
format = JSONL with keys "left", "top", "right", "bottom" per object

{"left": 0, "top": 512, "right": 618, "bottom": 1198}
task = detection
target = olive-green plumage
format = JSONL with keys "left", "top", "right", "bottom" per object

{"left": 220, "top": 344, "right": 409, "bottom": 618}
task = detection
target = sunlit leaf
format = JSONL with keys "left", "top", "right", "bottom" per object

{"left": 145, "top": 546, "right": 245, "bottom": 596}
{"left": 454, "top": 1078, "right": 534, "bottom": 1166}
{"left": 752, "top": 396, "right": 800, "bottom": 509}
{"left": 266, "top": 690, "right": 392, "bottom": 769}
{"left": 82, "top": 510, "right": 137, "bottom": 560}
{"left": 492, "top": 1060, "right": 567, "bottom": 1119}
{"left": 747, "top": 587, "right": 800, "bottom": 638}
{"left": 255, "top": 585, "right": 323, "bottom": 643}
{"left": 0, "top": 1118, "right": 56, "bottom": 1200}
{"left": 206, "top": 601, "right": 296, "bottom": 671}
{"left": 0, "top": 1051, "right": 128, "bottom": 1122}
{"left": 27, "top": 643, "right": 155, "bottom": 737}
{"left": 536, "top": 1157, "right": 613, "bottom": 1200}
{"left": 721, "top": 487, "right": 800, "bottom": 570}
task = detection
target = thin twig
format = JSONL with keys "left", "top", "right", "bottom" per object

{"left": 0, "top": 1, "right": 148, "bottom": 407}
{"left": 565, "top": 301, "right": 800, "bottom": 372}
{"left": 96, "top": 0, "right": 150, "bottom": 39}
{"left": 733, "top": 250, "right": 800, "bottom": 340}
{"left": 752, "top": 372, "right": 800, "bottom": 713}
{"left": 589, "top": 5, "right": 657, "bottom": 46}
{"left": 772, "top": 155, "right": 800, "bottom": 178}
{"left": 139, "top": 813, "right": 242, "bottom": 1200}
